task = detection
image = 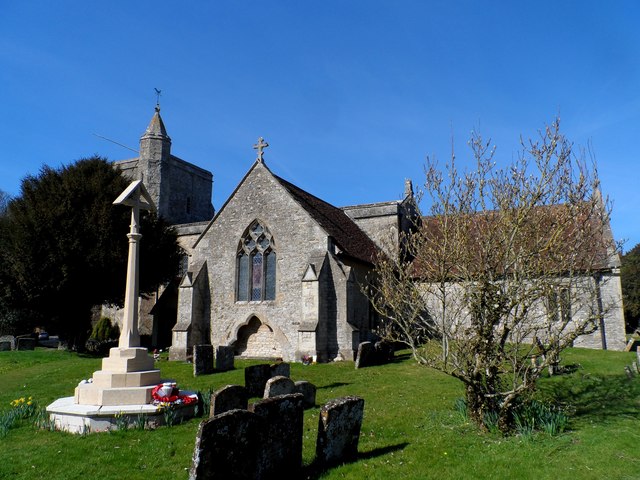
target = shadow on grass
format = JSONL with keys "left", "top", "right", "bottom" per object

{"left": 390, "top": 352, "right": 412, "bottom": 363}
{"left": 540, "top": 371, "right": 640, "bottom": 421}
{"left": 302, "top": 442, "right": 409, "bottom": 480}
{"left": 317, "top": 382, "right": 351, "bottom": 390}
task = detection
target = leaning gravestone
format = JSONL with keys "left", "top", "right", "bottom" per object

{"left": 0, "top": 341, "right": 11, "bottom": 352}
{"left": 316, "top": 396, "right": 365, "bottom": 466}
{"left": 355, "top": 341, "right": 375, "bottom": 369}
{"left": 263, "top": 375, "right": 295, "bottom": 398}
{"left": 215, "top": 345, "right": 235, "bottom": 371}
{"left": 270, "top": 362, "right": 290, "bottom": 378}
{"left": 210, "top": 385, "right": 248, "bottom": 418}
{"left": 193, "top": 345, "right": 215, "bottom": 376}
{"left": 294, "top": 380, "right": 316, "bottom": 409}
{"left": 245, "top": 364, "right": 272, "bottom": 397}
{"left": 190, "top": 409, "right": 263, "bottom": 480}
{"left": 250, "top": 393, "right": 304, "bottom": 478}
{"left": 16, "top": 337, "right": 36, "bottom": 351}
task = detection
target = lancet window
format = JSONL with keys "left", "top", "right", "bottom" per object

{"left": 236, "top": 221, "right": 276, "bottom": 301}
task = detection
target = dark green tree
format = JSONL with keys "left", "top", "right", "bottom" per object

{"left": 0, "top": 157, "right": 181, "bottom": 346}
{"left": 0, "top": 189, "right": 10, "bottom": 215}
{"left": 621, "top": 243, "right": 640, "bottom": 333}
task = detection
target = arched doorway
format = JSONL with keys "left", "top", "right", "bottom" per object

{"left": 234, "top": 317, "right": 283, "bottom": 359}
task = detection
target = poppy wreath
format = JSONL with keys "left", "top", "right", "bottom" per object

{"left": 151, "top": 382, "right": 198, "bottom": 405}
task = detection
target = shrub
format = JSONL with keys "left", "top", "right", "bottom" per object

{"left": 90, "top": 317, "right": 120, "bottom": 342}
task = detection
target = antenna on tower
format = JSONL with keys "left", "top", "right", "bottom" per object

{"left": 92, "top": 133, "right": 139, "bottom": 154}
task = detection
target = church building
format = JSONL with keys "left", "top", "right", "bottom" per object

{"left": 169, "top": 139, "right": 417, "bottom": 362}
{"left": 114, "top": 107, "right": 626, "bottom": 362}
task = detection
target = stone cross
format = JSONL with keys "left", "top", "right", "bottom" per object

{"left": 253, "top": 137, "right": 269, "bottom": 162}
{"left": 113, "top": 180, "right": 156, "bottom": 348}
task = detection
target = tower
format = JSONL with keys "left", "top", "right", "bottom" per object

{"left": 138, "top": 105, "right": 172, "bottom": 219}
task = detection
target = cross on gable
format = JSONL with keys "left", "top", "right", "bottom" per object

{"left": 253, "top": 137, "right": 269, "bottom": 163}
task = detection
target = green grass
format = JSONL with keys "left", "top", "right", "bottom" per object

{"left": 1, "top": 348, "right": 639, "bottom": 479}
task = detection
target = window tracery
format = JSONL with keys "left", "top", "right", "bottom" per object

{"left": 236, "top": 221, "right": 276, "bottom": 301}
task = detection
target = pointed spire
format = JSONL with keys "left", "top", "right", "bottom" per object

{"left": 142, "top": 105, "right": 170, "bottom": 139}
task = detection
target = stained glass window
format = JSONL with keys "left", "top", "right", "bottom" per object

{"left": 236, "top": 221, "right": 276, "bottom": 301}
{"left": 265, "top": 251, "right": 276, "bottom": 300}
{"left": 237, "top": 253, "right": 249, "bottom": 301}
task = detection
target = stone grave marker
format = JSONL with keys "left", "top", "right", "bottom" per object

{"left": 355, "top": 341, "right": 375, "bottom": 369}
{"left": 189, "top": 409, "right": 263, "bottom": 480}
{"left": 294, "top": 380, "right": 316, "bottom": 409}
{"left": 0, "top": 341, "right": 11, "bottom": 351}
{"left": 624, "top": 366, "right": 634, "bottom": 379}
{"left": 16, "top": 337, "right": 36, "bottom": 351}
{"left": 374, "top": 340, "right": 394, "bottom": 362}
{"left": 270, "top": 362, "right": 290, "bottom": 378}
{"left": 0, "top": 335, "right": 15, "bottom": 350}
{"left": 633, "top": 361, "right": 640, "bottom": 375}
{"left": 210, "top": 385, "right": 248, "bottom": 418}
{"left": 250, "top": 393, "right": 304, "bottom": 478}
{"left": 264, "top": 375, "right": 295, "bottom": 398}
{"left": 215, "top": 345, "right": 235, "bottom": 371}
{"left": 316, "top": 396, "right": 365, "bottom": 466}
{"left": 245, "top": 364, "right": 271, "bottom": 397}
{"left": 193, "top": 345, "right": 215, "bottom": 376}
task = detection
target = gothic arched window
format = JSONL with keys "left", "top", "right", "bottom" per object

{"left": 236, "top": 221, "right": 276, "bottom": 301}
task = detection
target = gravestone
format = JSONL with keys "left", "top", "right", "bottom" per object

{"left": 355, "top": 341, "right": 375, "bottom": 369}
{"left": 632, "top": 361, "right": 640, "bottom": 374}
{"left": 0, "top": 341, "right": 11, "bottom": 351}
{"left": 189, "top": 409, "right": 263, "bottom": 480}
{"left": 193, "top": 345, "right": 215, "bottom": 376}
{"left": 16, "top": 337, "right": 36, "bottom": 351}
{"left": 210, "top": 385, "right": 248, "bottom": 418}
{"left": 316, "top": 396, "right": 365, "bottom": 466}
{"left": 0, "top": 335, "right": 15, "bottom": 350}
{"left": 624, "top": 366, "right": 634, "bottom": 379}
{"left": 270, "top": 362, "right": 290, "bottom": 378}
{"left": 294, "top": 380, "right": 316, "bottom": 409}
{"left": 374, "top": 340, "right": 394, "bottom": 362}
{"left": 215, "top": 345, "right": 235, "bottom": 371}
{"left": 250, "top": 393, "right": 304, "bottom": 478}
{"left": 245, "top": 364, "right": 272, "bottom": 397}
{"left": 263, "top": 375, "right": 295, "bottom": 398}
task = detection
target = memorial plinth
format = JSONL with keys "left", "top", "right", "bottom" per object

{"left": 74, "top": 347, "right": 161, "bottom": 406}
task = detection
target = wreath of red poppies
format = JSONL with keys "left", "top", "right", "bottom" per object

{"left": 151, "top": 382, "right": 198, "bottom": 405}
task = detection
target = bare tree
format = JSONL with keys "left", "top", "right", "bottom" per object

{"left": 367, "top": 120, "right": 620, "bottom": 432}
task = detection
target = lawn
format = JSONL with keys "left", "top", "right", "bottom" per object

{"left": 1, "top": 347, "right": 639, "bottom": 479}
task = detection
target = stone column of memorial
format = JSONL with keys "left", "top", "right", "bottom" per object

{"left": 74, "top": 180, "right": 161, "bottom": 406}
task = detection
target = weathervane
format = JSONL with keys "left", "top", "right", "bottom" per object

{"left": 253, "top": 137, "right": 269, "bottom": 163}
{"left": 154, "top": 88, "right": 162, "bottom": 111}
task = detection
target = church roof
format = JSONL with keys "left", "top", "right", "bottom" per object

{"left": 272, "top": 174, "right": 380, "bottom": 265}
{"left": 413, "top": 202, "right": 619, "bottom": 280}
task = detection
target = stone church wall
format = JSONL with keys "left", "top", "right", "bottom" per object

{"left": 343, "top": 202, "right": 402, "bottom": 257}
{"left": 194, "top": 163, "right": 344, "bottom": 362}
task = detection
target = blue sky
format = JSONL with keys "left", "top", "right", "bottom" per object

{"left": 1, "top": 2, "right": 639, "bottom": 249}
